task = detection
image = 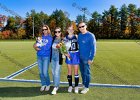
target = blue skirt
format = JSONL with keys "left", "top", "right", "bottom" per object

{"left": 65, "top": 51, "right": 80, "bottom": 65}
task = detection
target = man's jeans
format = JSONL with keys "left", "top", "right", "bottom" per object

{"left": 79, "top": 57, "right": 91, "bottom": 88}
{"left": 37, "top": 56, "right": 50, "bottom": 86}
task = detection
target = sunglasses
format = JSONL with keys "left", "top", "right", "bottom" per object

{"left": 54, "top": 31, "right": 61, "bottom": 33}
{"left": 42, "top": 29, "right": 48, "bottom": 31}
{"left": 78, "top": 25, "right": 85, "bottom": 29}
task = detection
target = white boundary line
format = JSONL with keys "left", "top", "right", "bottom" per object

{"left": 4, "top": 62, "right": 37, "bottom": 79}
{"left": 0, "top": 78, "right": 140, "bottom": 89}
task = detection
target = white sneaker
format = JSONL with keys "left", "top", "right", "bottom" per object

{"left": 45, "top": 85, "right": 50, "bottom": 91}
{"left": 81, "top": 88, "right": 89, "bottom": 94}
{"left": 51, "top": 87, "right": 59, "bottom": 95}
{"left": 74, "top": 87, "right": 79, "bottom": 93}
{"left": 40, "top": 85, "right": 46, "bottom": 92}
{"left": 68, "top": 86, "right": 73, "bottom": 93}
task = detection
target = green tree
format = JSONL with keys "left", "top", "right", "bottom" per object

{"left": 127, "top": 4, "right": 137, "bottom": 39}
{"left": 102, "top": 10, "right": 111, "bottom": 38}
{"left": 87, "top": 11, "right": 102, "bottom": 39}
{"left": 109, "top": 5, "right": 119, "bottom": 38}
{"left": 49, "top": 9, "right": 70, "bottom": 32}
{"left": 25, "top": 16, "right": 33, "bottom": 38}
{"left": 119, "top": 4, "right": 128, "bottom": 38}
{"left": 4, "top": 16, "right": 19, "bottom": 38}
{"left": 25, "top": 9, "right": 49, "bottom": 38}
{"left": 75, "top": 15, "right": 83, "bottom": 24}
{"left": 17, "top": 28, "right": 26, "bottom": 39}
{"left": 5, "top": 17, "right": 16, "bottom": 31}
{"left": 135, "top": 7, "right": 140, "bottom": 38}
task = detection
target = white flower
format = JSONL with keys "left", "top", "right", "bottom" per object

{"left": 64, "top": 41, "right": 71, "bottom": 50}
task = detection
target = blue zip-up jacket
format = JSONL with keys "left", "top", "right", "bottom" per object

{"left": 37, "top": 34, "right": 53, "bottom": 57}
{"left": 78, "top": 32, "right": 96, "bottom": 61}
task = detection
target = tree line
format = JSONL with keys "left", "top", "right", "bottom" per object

{"left": 0, "top": 3, "right": 140, "bottom": 39}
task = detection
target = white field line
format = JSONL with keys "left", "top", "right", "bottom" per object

{"left": 0, "top": 78, "right": 140, "bottom": 88}
{"left": 4, "top": 62, "right": 37, "bottom": 79}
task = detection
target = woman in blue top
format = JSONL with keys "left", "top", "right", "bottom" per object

{"left": 33, "top": 25, "right": 53, "bottom": 92}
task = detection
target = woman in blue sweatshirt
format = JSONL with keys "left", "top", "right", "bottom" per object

{"left": 77, "top": 22, "right": 96, "bottom": 94}
{"left": 33, "top": 25, "right": 52, "bottom": 92}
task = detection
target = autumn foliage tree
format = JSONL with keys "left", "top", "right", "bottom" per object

{"left": 1, "top": 3, "right": 140, "bottom": 39}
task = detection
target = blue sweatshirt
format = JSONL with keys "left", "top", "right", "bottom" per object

{"left": 37, "top": 34, "right": 52, "bottom": 57}
{"left": 78, "top": 32, "right": 96, "bottom": 61}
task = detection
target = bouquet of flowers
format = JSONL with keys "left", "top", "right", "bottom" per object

{"left": 36, "top": 37, "right": 44, "bottom": 47}
{"left": 56, "top": 41, "right": 71, "bottom": 60}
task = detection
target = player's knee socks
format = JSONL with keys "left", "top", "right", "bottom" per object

{"left": 67, "top": 75, "right": 72, "bottom": 86}
{"left": 75, "top": 75, "right": 79, "bottom": 87}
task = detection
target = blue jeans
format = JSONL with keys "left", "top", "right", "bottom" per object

{"left": 37, "top": 56, "right": 50, "bottom": 86}
{"left": 79, "top": 57, "right": 91, "bottom": 88}
{"left": 51, "top": 60, "right": 61, "bottom": 87}
{"left": 51, "top": 49, "right": 61, "bottom": 87}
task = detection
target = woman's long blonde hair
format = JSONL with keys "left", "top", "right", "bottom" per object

{"left": 42, "top": 25, "right": 51, "bottom": 34}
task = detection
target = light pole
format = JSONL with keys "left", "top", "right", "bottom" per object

{"left": 32, "top": 16, "right": 35, "bottom": 38}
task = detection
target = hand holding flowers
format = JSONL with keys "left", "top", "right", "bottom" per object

{"left": 56, "top": 41, "right": 71, "bottom": 60}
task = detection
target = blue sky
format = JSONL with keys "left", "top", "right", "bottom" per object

{"left": 0, "top": 0, "right": 140, "bottom": 21}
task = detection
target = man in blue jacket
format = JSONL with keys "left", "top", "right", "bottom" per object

{"left": 77, "top": 22, "right": 96, "bottom": 94}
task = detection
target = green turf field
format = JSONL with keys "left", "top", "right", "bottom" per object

{"left": 0, "top": 40, "right": 140, "bottom": 100}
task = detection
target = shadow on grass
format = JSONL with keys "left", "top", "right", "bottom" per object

{"left": 0, "top": 86, "right": 68, "bottom": 97}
